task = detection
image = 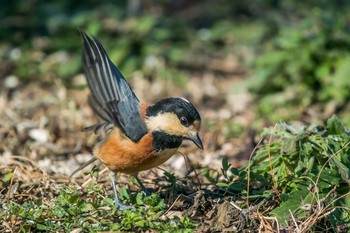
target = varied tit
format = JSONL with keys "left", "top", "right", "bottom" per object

{"left": 72, "top": 31, "right": 203, "bottom": 209}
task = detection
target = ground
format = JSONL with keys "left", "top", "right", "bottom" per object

{"left": 2, "top": 2, "right": 350, "bottom": 231}
{"left": 1, "top": 63, "right": 262, "bottom": 232}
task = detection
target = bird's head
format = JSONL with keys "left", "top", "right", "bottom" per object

{"left": 146, "top": 97, "right": 203, "bottom": 149}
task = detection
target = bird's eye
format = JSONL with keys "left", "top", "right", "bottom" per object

{"left": 180, "top": 116, "right": 188, "bottom": 126}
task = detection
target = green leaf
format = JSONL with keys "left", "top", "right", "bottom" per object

{"left": 270, "top": 185, "right": 312, "bottom": 226}
{"left": 231, "top": 167, "right": 239, "bottom": 176}
{"left": 36, "top": 224, "right": 48, "bottom": 231}
{"left": 222, "top": 158, "right": 231, "bottom": 171}
{"left": 2, "top": 172, "right": 13, "bottom": 183}
{"left": 136, "top": 193, "right": 144, "bottom": 205}
{"left": 327, "top": 115, "right": 346, "bottom": 135}
{"left": 331, "top": 154, "right": 350, "bottom": 184}
{"left": 328, "top": 193, "right": 350, "bottom": 232}
{"left": 119, "top": 188, "right": 130, "bottom": 201}
{"left": 216, "top": 182, "right": 228, "bottom": 187}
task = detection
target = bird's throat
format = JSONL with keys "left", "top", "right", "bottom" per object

{"left": 152, "top": 131, "right": 183, "bottom": 152}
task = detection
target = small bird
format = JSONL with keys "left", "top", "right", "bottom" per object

{"left": 73, "top": 31, "right": 203, "bottom": 209}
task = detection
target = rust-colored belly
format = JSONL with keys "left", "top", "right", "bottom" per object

{"left": 94, "top": 130, "right": 178, "bottom": 174}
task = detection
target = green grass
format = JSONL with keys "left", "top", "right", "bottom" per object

{"left": 246, "top": 11, "right": 350, "bottom": 122}
{"left": 2, "top": 1, "right": 350, "bottom": 231}
{"left": 2, "top": 116, "right": 349, "bottom": 232}
{"left": 2, "top": 182, "right": 195, "bottom": 232}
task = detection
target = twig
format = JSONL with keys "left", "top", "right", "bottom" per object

{"left": 4, "top": 166, "right": 18, "bottom": 222}
{"left": 178, "top": 151, "right": 202, "bottom": 190}
{"left": 315, "top": 140, "right": 350, "bottom": 189}
{"left": 267, "top": 124, "right": 278, "bottom": 193}
{"left": 231, "top": 192, "right": 274, "bottom": 217}
{"left": 164, "top": 193, "right": 192, "bottom": 215}
{"left": 289, "top": 209, "right": 300, "bottom": 232}
{"left": 82, "top": 167, "right": 109, "bottom": 187}
{"left": 246, "top": 137, "right": 264, "bottom": 207}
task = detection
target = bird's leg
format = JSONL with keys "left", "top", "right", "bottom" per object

{"left": 132, "top": 173, "right": 152, "bottom": 196}
{"left": 109, "top": 171, "right": 133, "bottom": 210}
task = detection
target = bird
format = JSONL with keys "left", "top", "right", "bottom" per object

{"left": 72, "top": 30, "right": 203, "bottom": 209}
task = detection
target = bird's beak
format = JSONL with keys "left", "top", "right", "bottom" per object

{"left": 187, "top": 133, "right": 204, "bottom": 150}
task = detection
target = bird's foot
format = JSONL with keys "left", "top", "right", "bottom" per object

{"left": 142, "top": 188, "right": 152, "bottom": 196}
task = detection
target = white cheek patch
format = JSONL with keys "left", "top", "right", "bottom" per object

{"left": 145, "top": 112, "right": 185, "bottom": 136}
{"left": 145, "top": 113, "right": 178, "bottom": 131}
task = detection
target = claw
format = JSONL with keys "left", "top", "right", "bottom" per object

{"left": 114, "top": 198, "right": 134, "bottom": 210}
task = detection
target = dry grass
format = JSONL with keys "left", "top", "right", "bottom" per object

{"left": 0, "top": 72, "right": 259, "bottom": 231}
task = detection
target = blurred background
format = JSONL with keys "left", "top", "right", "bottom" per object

{"left": 1, "top": 0, "right": 350, "bottom": 173}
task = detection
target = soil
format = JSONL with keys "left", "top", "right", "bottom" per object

{"left": 1, "top": 62, "right": 258, "bottom": 231}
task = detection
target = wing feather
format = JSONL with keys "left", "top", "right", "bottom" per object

{"left": 80, "top": 30, "right": 148, "bottom": 142}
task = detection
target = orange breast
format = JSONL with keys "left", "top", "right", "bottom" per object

{"left": 94, "top": 129, "right": 177, "bottom": 174}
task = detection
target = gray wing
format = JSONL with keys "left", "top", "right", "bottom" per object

{"left": 80, "top": 30, "right": 148, "bottom": 142}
